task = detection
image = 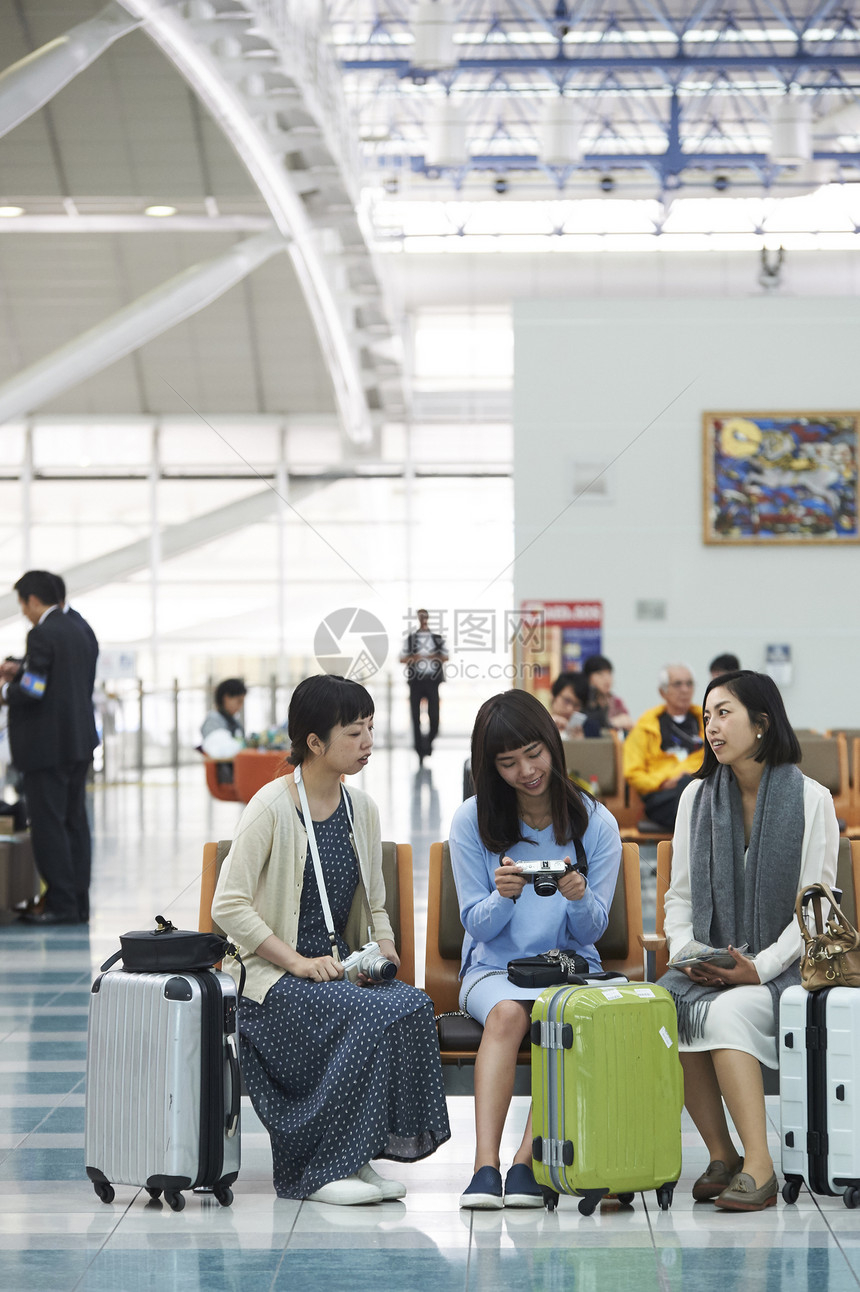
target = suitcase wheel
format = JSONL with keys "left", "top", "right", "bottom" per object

{"left": 145, "top": 1188, "right": 162, "bottom": 1201}
{"left": 843, "top": 1186, "right": 860, "bottom": 1210}
{"left": 93, "top": 1181, "right": 114, "bottom": 1205}
{"left": 214, "top": 1186, "right": 234, "bottom": 1207}
{"left": 164, "top": 1191, "right": 186, "bottom": 1212}
{"left": 577, "top": 1190, "right": 606, "bottom": 1217}
{"left": 655, "top": 1184, "right": 674, "bottom": 1211}
{"left": 541, "top": 1188, "right": 558, "bottom": 1212}
{"left": 617, "top": 1193, "right": 635, "bottom": 1207}
{"left": 782, "top": 1178, "right": 801, "bottom": 1206}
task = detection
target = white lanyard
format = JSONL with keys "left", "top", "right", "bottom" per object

{"left": 293, "top": 764, "right": 359, "bottom": 963}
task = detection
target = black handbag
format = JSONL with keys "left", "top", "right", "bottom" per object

{"left": 100, "top": 916, "right": 245, "bottom": 994}
{"left": 507, "top": 948, "right": 591, "bottom": 988}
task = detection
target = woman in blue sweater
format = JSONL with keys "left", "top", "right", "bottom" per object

{"left": 449, "top": 690, "right": 622, "bottom": 1209}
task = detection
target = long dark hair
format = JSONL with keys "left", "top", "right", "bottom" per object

{"left": 697, "top": 670, "right": 800, "bottom": 779}
{"left": 288, "top": 674, "right": 374, "bottom": 765}
{"left": 471, "top": 690, "right": 590, "bottom": 855}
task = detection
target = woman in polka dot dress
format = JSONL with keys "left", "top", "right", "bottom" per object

{"left": 212, "top": 675, "right": 450, "bottom": 1206}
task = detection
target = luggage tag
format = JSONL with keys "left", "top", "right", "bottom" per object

{"left": 19, "top": 670, "right": 47, "bottom": 698}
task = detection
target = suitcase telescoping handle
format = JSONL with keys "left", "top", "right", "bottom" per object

{"left": 225, "top": 1034, "right": 240, "bottom": 1138}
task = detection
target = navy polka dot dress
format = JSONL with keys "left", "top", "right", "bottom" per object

{"left": 238, "top": 798, "right": 450, "bottom": 1199}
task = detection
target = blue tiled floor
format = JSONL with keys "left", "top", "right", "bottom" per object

{"left": 0, "top": 750, "right": 858, "bottom": 1292}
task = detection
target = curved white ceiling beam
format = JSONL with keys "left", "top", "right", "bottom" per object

{"left": 120, "top": 0, "right": 377, "bottom": 445}
{"left": 0, "top": 1, "right": 141, "bottom": 140}
{"left": 0, "top": 231, "right": 286, "bottom": 428}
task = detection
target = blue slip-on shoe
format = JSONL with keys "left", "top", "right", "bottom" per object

{"left": 504, "top": 1163, "right": 544, "bottom": 1208}
{"left": 460, "top": 1166, "right": 504, "bottom": 1210}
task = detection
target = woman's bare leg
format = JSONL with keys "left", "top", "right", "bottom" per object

{"left": 513, "top": 1106, "right": 534, "bottom": 1167}
{"left": 712, "top": 1049, "right": 773, "bottom": 1185}
{"left": 473, "top": 1000, "right": 531, "bottom": 1171}
{"left": 680, "top": 1051, "right": 740, "bottom": 1164}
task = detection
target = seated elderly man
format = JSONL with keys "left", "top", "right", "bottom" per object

{"left": 623, "top": 663, "right": 704, "bottom": 829}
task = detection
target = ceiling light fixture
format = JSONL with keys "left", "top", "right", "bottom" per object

{"left": 540, "top": 97, "right": 585, "bottom": 166}
{"left": 411, "top": 0, "right": 457, "bottom": 71}
{"left": 0, "top": 206, "right": 25, "bottom": 218}
{"left": 425, "top": 98, "right": 468, "bottom": 168}
{"left": 144, "top": 204, "right": 177, "bottom": 217}
{"left": 769, "top": 94, "right": 813, "bottom": 164}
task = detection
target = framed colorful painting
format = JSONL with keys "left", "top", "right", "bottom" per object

{"left": 703, "top": 411, "right": 860, "bottom": 545}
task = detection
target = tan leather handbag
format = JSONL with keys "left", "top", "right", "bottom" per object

{"left": 796, "top": 883, "right": 860, "bottom": 991}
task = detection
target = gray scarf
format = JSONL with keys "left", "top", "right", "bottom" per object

{"left": 658, "top": 763, "right": 805, "bottom": 1044}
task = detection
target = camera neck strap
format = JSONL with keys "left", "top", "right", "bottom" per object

{"left": 293, "top": 763, "right": 341, "bottom": 962}
{"left": 291, "top": 764, "right": 371, "bottom": 961}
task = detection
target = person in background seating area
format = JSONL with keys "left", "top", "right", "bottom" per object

{"left": 549, "top": 672, "right": 598, "bottom": 739}
{"left": 582, "top": 654, "right": 634, "bottom": 733}
{"left": 201, "top": 678, "right": 247, "bottom": 783}
{"left": 623, "top": 663, "right": 704, "bottom": 830}
{"left": 709, "top": 652, "right": 740, "bottom": 680}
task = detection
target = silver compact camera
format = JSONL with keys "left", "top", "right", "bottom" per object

{"left": 516, "top": 859, "right": 568, "bottom": 897}
{"left": 342, "top": 941, "right": 397, "bottom": 983}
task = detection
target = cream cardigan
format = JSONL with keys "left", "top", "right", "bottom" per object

{"left": 211, "top": 775, "right": 395, "bottom": 1004}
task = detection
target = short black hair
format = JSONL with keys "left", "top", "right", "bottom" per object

{"left": 709, "top": 652, "right": 740, "bottom": 675}
{"left": 551, "top": 672, "right": 590, "bottom": 707}
{"left": 14, "top": 571, "right": 60, "bottom": 607}
{"left": 214, "top": 678, "right": 246, "bottom": 710}
{"left": 583, "top": 654, "right": 613, "bottom": 677}
{"left": 697, "top": 670, "right": 800, "bottom": 778}
{"left": 288, "top": 674, "right": 374, "bottom": 765}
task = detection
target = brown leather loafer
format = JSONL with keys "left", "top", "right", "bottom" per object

{"left": 713, "top": 1171, "right": 778, "bottom": 1212}
{"left": 692, "top": 1158, "right": 743, "bottom": 1202}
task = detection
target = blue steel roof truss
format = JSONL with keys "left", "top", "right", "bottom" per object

{"left": 332, "top": 0, "right": 860, "bottom": 191}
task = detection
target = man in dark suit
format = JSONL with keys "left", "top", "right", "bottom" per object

{"left": 0, "top": 571, "right": 99, "bottom": 925}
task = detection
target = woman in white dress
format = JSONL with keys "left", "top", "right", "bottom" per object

{"left": 660, "top": 670, "right": 838, "bottom": 1212}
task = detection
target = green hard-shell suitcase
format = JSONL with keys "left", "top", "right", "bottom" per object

{"left": 531, "top": 981, "right": 683, "bottom": 1214}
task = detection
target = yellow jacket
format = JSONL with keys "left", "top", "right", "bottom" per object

{"left": 623, "top": 703, "right": 704, "bottom": 797}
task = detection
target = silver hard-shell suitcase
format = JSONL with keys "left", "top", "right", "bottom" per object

{"left": 85, "top": 967, "right": 240, "bottom": 1211}
{"left": 780, "top": 983, "right": 860, "bottom": 1208}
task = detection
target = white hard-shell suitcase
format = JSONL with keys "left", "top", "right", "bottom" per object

{"left": 780, "top": 983, "right": 860, "bottom": 1208}
{"left": 85, "top": 967, "right": 241, "bottom": 1211}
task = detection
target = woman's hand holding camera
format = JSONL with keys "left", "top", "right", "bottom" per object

{"left": 557, "top": 858, "right": 586, "bottom": 902}
{"left": 294, "top": 954, "right": 343, "bottom": 983}
{"left": 495, "top": 857, "right": 527, "bottom": 900}
{"left": 356, "top": 937, "right": 401, "bottom": 986}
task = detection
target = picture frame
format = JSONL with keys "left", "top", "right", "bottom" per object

{"left": 702, "top": 411, "right": 860, "bottom": 546}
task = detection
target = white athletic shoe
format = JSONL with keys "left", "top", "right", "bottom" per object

{"left": 357, "top": 1162, "right": 407, "bottom": 1201}
{"left": 305, "top": 1173, "right": 384, "bottom": 1206}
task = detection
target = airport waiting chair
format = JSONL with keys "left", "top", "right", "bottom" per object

{"left": 617, "top": 782, "right": 675, "bottom": 844}
{"left": 198, "top": 839, "right": 416, "bottom": 986}
{"left": 560, "top": 733, "right": 626, "bottom": 823}
{"left": 796, "top": 733, "right": 850, "bottom": 830}
{"left": 826, "top": 731, "right": 860, "bottom": 833}
{"left": 203, "top": 759, "right": 241, "bottom": 803}
{"left": 425, "top": 840, "right": 644, "bottom": 1064}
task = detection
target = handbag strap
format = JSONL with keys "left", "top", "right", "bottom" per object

{"left": 462, "top": 969, "right": 506, "bottom": 1016}
{"left": 796, "top": 882, "right": 860, "bottom": 950}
